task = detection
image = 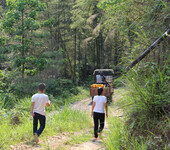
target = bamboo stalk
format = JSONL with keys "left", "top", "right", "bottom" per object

{"left": 125, "top": 29, "right": 170, "bottom": 72}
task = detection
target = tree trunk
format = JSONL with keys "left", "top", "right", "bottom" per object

{"left": 114, "top": 31, "right": 119, "bottom": 67}
{"left": 100, "top": 32, "right": 104, "bottom": 68}
{"left": 96, "top": 37, "right": 100, "bottom": 68}
{"left": 21, "top": 10, "right": 25, "bottom": 78}
{"left": 78, "top": 33, "right": 81, "bottom": 84}
{"left": 59, "top": 33, "right": 73, "bottom": 77}
{"left": 73, "top": 28, "right": 77, "bottom": 83}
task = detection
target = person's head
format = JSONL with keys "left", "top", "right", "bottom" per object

{"left": 98, "top": 87, "right": 103, "bottom": 96}
{"left": 38, "top": 83, "right": 46, "bottom": 93}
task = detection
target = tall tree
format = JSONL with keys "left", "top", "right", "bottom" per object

{"left": 71, "top": 0, "right": 105, "bottom": 79}
{"left": 2, "top": 0, "right": 46, "bottom": 78}
{"left": 98, "top": 0, "right": 169, "bottom": 70}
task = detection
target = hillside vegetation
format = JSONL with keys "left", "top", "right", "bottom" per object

{"left": 0, "top": 0, "right": 169, "bottom": 149}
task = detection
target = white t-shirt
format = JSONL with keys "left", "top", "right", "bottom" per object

{"left": 31, "top": 93, "right": 50, "bottom": 116}
{"left": 93, "top": 95, "right": 107, "bottom": 113}
{"left": 96, "top": 75, "right": 102, "bottom": 83}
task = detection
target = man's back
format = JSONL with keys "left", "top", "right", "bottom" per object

{"left": 31, "top": 93, "right": 49, "bottom": 116}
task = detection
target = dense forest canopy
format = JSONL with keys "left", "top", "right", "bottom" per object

{"left": 0, "top": 0, "right": 169, "bottom": 93}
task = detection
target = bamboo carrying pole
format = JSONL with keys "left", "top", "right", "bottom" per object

{"left": 125, "top": 29, "right": 170, "bottom": 72}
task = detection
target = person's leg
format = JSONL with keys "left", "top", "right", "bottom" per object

{"left": 36, "top": 113, "right": 46, "bottom": 136}
{"left": 33, "top": 113, "right": 39, "bottom": 143}
{"left": 33, "top": 113, "right": 38, "bottom": 134}
{"left": 93, "top": 112, "right": 99, "bottom": 138}
{"left": 98, "top": 113, "right": 105, "bottom": 133}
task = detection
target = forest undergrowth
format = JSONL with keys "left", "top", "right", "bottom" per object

{"left": 104, "top": 64, "right": 169, "bottom": 150}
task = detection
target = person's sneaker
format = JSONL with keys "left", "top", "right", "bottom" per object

{"left": 34, "top": 133, "right": 39, "bottom": 144}
{"left": 92, "top": 137, "right": 97, "bottom": 142}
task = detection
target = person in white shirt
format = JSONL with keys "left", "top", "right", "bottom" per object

{"left": 91, "top": 87, "right": 108, "bottom": 141}
{"left": 96, "top": 72, "right": 102, "bottom": 83}
{"left": 31, "top": 83, "right": 51, "bottom": 143}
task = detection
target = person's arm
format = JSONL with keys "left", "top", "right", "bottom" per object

{"left": 104, "top": 102, "right": 108, "bottom": 117}
{"left": 91, "top": 102, "right": 96, "bottom": 117}
{"left": 31, "top": 102, "right": 35, "bottom": 117}
{"left": 46, "top": 100, "right": 51, "bottom": 107}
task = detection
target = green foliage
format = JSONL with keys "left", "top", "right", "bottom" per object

{"left": 0, "top": 92, "right": 18, "bottom": 109}
{"left": 43, "top": 17, "right": 55, "bottom": 27}
{"left": 46, "top": 78, "right": 79, "bottom": 98}
{"left": 0, "top": 37, "right": 6, "bottom": 46}
{"left": 0, "top": 70, "right": 5, "bottom": 90}
{"left": 24, "top": 56, "right": 47, "bottom": 75}
{"left": 0, "top": 70, "right": 13, "bottom": 92}
{"left": 104, "top": 116, "right": 126, "bottom": 150}
{"left": 2, "top": 0, "right": 46, "bottom": 77}
{"left": 104, "top": 116, "right": 148, "bottom": 150}
{"left": 98, "top": 0, "right": 169, "bottom": 72}
{"left": 115, "top": 65, "right": 170, "bottom": 149}
{"left": 126, "top": 65, "right": 169, "bottom": 125}
{"left": 105, "top": 88, "right": 170, "bottom": 149}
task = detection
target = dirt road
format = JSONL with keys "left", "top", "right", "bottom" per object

{"left": 12, "top": 91, "right": 123, "bottom": 150}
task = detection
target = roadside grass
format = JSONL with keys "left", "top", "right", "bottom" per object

{"left": 105, "top": 117, "right": 148, "bottom": 150}
{"left": 103, "top": 116, "right": 126, "bottom": 150}
{"left": 0, "top": 115, "right": 32, "bottom": 149}
{"left": 105, "top": 65, "right": 169, "bottom": 149}
{"left": 44, "top": 106, "right": 92, "bottom": 136}
{"left": 0, "top": 87, "right": 91, "bottom": 149}
{"left": 104, "top": 88, "right": 149, "bottom": 150}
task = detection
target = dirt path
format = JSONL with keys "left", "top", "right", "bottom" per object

{"left": 69, "top": 93, "right": 123, "bottom": 150}
{"left": 12, "top": 91, "right": 123, "bottom": 150}
{"left": 69, "top": 98, "right": 106, "bottom": 150}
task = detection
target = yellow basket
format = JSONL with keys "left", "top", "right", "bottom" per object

{"left": 91, "top": 84, "right": 104, "bottom": 88}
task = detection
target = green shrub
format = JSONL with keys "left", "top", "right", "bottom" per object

{"left": 0, "top": 92, "right": 18, "bottom": 109}
{"left": 10, "top": 77, "right": 40, "bottom": 96}
{"left": 104, "top": 116, "right": 148, "bottom": 150}
{"left": 46, "top": 78, "right": 79, "bottom": 97}
{"left": 125, "top": 66, "right": 169, "bottom": 130}
{"left": 0, "top": 70, "right": 10, "bottom": 91}
{"left": 118, "top": 64, "right": 170, "bottom": 149}
{"left": 9, "top": 77, "right": 79, "bottom": 98}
